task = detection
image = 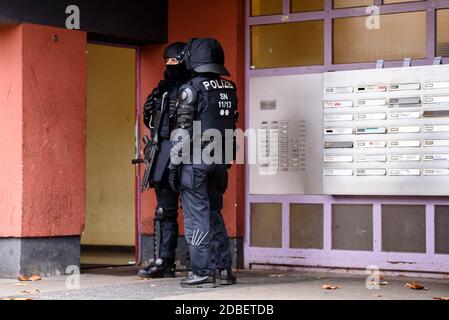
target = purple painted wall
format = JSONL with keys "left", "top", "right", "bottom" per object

{"left": 244, "top": 0, "right": 449, "bottom": 274}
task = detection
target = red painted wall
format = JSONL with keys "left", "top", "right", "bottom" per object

{"left": 21, "top": 24, "right": 88, "bottom": 237}
{"left": 140, "top": 0, "right": 246, "bottom": 237}
{"left": 0, "top": 25, "right": 23, "bottom": 237}
{"left": 0, "top": 24, "right": 87, "bottom": 238}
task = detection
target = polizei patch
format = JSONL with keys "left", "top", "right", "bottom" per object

{"left": 202, "top": 79, "right": 235, "bottom": 91}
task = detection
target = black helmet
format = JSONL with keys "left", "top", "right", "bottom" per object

{"left": 183, "top": 38, "right": 230, "bottom": 76}
{"left": 163, "top": 42, "right": 186, "bottom": 61}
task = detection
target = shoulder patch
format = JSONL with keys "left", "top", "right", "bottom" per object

{"left": 202, "top": 79, "right": 235, "bottom": 91}
{"left": 179, "top": 85, "right": 198, "bottom": 105}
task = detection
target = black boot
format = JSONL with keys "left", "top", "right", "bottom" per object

{"left": 219, "top": 269, "right": 237, "bottom": 285}
{"left": 180, "top": 272, "right": 216, "bottom": 288}
{"left": 137, "top": 260, "right": 176, "bottom": 279}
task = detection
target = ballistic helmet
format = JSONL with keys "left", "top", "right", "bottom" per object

{"left": 182, "top": 38, "right": 230, "bottom": 76}
{"left": 163, "top": 42, "right": 186, "bottom": 61}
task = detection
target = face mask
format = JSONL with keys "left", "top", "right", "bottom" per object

{"left": 165, "top": 63, "right": 190, "bottom": 82}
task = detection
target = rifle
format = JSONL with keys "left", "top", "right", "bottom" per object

{"left": 132, "top": 92, "right": 168, "bottom": 193}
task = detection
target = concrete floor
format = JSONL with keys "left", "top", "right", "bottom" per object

{"left": 0, "top": 267, "right": 448, "bottom": 300}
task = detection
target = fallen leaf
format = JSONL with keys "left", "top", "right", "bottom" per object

{"left": 405, "top": 282, "right": 428, "bottom": 290}
{"left": 369, "top": 280, "right": 389, "bottom": 286}
{"left": 18, "top": 275, "right": 42, "bottom": 282}
{"left": 374, "top": 295, "right": 382, "bottom": 298}
{"left": 21, "top": 289, "right": 40, "bottom": 295}
{"left": 433, "top": 297, "right": 449, "bottom": 301}
{"left": 15, "top": 283, "right": 30, "bottom": 287}
{"left": 321, "top": 284, "right": 339, "bottom": 290}
{"left": 29, "top": 275, "right": 42, "bottom": 282}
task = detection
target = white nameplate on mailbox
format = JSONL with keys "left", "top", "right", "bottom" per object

{"left": 324, "top": 169, "right": 354, "bottom": 176}
{"left": 424, "top": 154, "right": 449, "bottom": 161}
{"left": 324, "top": 101, "right": 354, "bottom": 108}
{"left": 423, "top": 81, "right": 449, "bottom": 90}
{"left": 389, "top": 97, "right": 421, "bottom": 106}
{"left": 356, "top": 169, "right": 387, "bottom": 176}
{"left": 389, "top": 169, "right": 421, "bottom": 176}
{"left": 389, "top": 83, "right": 421, "bottom": 91}
{"left": 423, "top": 169, "right": 449, "bottom": 176}
{"left": 356, "top": 84, "right": 387, "bottom": 93}
{"left": 356, "top": 113, "right": 387, "bottom": 121}
{"left": 356, "top": 99, "right": 388, "bottom": 107}
{"left": 424, "top": 125, "right": 449, "bottom": 133}
{"left": 388, "top": 112, "right": 421, "bottom": 120}
{"left": 424, "top": 140, "right": 449, "bottom": 147}
{"left": 324, "top": 114, "right": 354, "bottom": 122}
{"left": 388, "top": 140, "right": 421, "bottom": 148}
{"left": 324, "top": 128, "right": 354, "bottom": 135}
{"left": 324, "top": 156, "right": 354, "bottom": 163}
{"left": 355, "top": 155, "right": 387, "bottom": 162}
{"left": 423, "top": 96, "right": 449, "bottom": 104}
{"left": 389, "top": 155, "right": 421, "bottom": 162}
{"left": 356, "top": 127, "right": 387, "bottom": 134}
{"left": 356, "top": 141, "right": 387, "bottom": 148}
{"left": 325, "top": 87, "right": 354, "bottom": 94}
{"left": 389, "top": 126, "right": 421, "bottom": 134}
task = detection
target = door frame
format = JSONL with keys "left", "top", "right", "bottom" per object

{"left": 86, "top": 40, "right": 142, "bottom": 265}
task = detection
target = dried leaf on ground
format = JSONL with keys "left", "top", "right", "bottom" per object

{"left": 433, "top": 297, "right": 449, "bottom": 301}
{"left": 321, "top": 284, "right": 340, "bottom": 290}
{"left": 368, "top": 281, "right": 389, "bottom": 286}
{"left": 20, "top": 290, "right": 40, "bottom": 294}
{"left": 18, "top": 275, "right": 42, "bottom": 282}
{"left": 405, "top": 282, "right": 428, "bottom": 290}
{"left": 15, "top": 283, "right": 30, "bottom": 287}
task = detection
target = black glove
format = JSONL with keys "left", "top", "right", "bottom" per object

{"left": 168, "top": 164, "right": 181, "bottom": 193}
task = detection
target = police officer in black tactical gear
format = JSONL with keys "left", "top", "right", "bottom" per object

{"left": 137, "top": 42, "right": 190, "bottom": 279}
{"left": 168, "top": 38, "right": 238, "bottom": 288}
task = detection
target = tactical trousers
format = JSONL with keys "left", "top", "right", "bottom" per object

{"left": 179, "top": 164, "right": 233, "bottom": 276}
{"left": 154, "top": 171, "right": 180, "bottom": 263}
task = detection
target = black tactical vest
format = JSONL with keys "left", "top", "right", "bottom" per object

{"left": 185, "top": 75, "right": 238, "bottom": 165}
{"left": 190, "top": 75, "right": 237, "bottom": 135}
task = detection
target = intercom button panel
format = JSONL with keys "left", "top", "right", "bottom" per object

{"left": 249, "top": 74, "right": 323, "bottom": 195}
{"left": 323, "top": 64, "right": 449, "bottom": 196}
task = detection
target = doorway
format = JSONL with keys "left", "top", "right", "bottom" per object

{"left": 81, "top": 44, "right": 137, "bottom": 267}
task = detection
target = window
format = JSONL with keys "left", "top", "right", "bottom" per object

{"left": 437, "top": 9, "right": 449, "bottom": 57}
{"left": 333, "top": 11, "right": 427, "bottom": 64}
{"left": 251, "top": 20, "right": 324, "bottom": 69}
{"left": 251, "top": 0, "right": 283, "bottom": 16}
{"left": 291, "top": 0, "right": 325, "bottom": 13}
{"left": 333, "top": 0, "right": 374, "bottom": 9}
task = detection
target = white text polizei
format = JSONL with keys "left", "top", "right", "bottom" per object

{"left": 202, "top": 79, "right": 234, "bottom": 91}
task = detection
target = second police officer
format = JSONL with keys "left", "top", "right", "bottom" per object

{"left": 169, "top": 38, "right": 238, "bottom": 288}
{"left": 137, "top": 42, "right": 190, "bottom": 279}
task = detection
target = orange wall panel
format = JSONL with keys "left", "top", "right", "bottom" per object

{"left": 0, "top": 25, "right": 23, "bottom": 237}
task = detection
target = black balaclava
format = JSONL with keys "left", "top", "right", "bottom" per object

{"left": 164, "top": 63, "right": 190, "bottom": 83}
